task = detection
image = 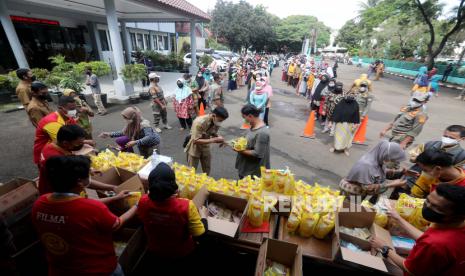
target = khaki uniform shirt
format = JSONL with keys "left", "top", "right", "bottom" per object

{"left": 26, "top": 98, "right": 53, "bottom": 127}
{"left": 16, "top": 80, "right": 31, "bottom": 107}
{"left": 185, "top": 115, "right": 219, "bottom": 158}
{"left": 389, "top": 106, "right": 428, "bottom": 143}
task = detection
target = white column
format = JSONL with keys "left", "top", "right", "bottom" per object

{"left": 120, "top": 21, "right": 132, "bottom": 63}
{"left": 0, "top": 0, "right": 29, "bottom": 68}
{"left": 104, "top": 0, "right": 132, "bottom": 98}
{"left": 189, "top": 20, "right": 198, "bottom": 74}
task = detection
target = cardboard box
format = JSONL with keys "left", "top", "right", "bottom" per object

{"left": 255, "top": 238, "right": 303, "bottom": 276}
{"left": 91, "top": 167, "right": 145, "bottom": 214}
{"left": 332, "top": 208, "right": 402, "bottom": 275}
{"left": 0, "top": 178, "right": 39, "bottom": 226}
{"left": 117, "top": 227, "right": 147, "bottom": 275}
{"left": 238, "top": 214, "right": 278, "bottom": 246}
{"left": 193, "top": 185, "right": 248, "bottom": 238}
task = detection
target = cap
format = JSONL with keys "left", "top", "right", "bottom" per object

{"left": 148, "top": 72, "right": 160, "bottom": 79}
{"left": 411, "top": 92, "right": 429, "bottom": 102}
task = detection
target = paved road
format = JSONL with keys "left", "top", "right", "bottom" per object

{"left": 1, "top": 64, "right": 464, "bottom": 186}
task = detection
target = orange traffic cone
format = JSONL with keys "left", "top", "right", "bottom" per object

{"left": 240, "top": 121, "right": 250, "bottom": 129}
{"left": 199, "top": 102, "right": 205, "bottom": 116}
{"left": 301, "top": 111, "right": 315, "bottom": 138}
{"left": 353, "top": 116, "right": 368, "bottom": 145}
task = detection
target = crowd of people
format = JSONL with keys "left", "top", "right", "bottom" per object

{"left": 5, "top": 51, "right": 465, "bottom": 275}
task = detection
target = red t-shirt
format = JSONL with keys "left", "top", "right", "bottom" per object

{"left": 431, "top": 168, "right": 465, "bottom": 192}
{"left": 32, "top": 195, "right": 120, "bottom": 276}
{"left": 404, "top": 225, "right": 465, "bottom": 276}
{"left": 38, "top": 143, "right": 71, "bottom": 195}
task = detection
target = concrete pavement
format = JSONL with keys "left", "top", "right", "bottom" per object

{"left": 1, "top": 64, "right": 464, "bottom": 187}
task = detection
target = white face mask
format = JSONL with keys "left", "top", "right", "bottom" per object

{"left": 441, "top": 136, "right": 458, "bottom": 146}
{"left": 409, "top": 100, "right": 422, "bottom": 108}
{"left": 66, "top": 109, "right": 77, "bottom": 118}
{"left": 214, "top": 120, "right": 222, "bottom": 127}
{"left": 359, "top": 87, "right": 367, "bottom": 92}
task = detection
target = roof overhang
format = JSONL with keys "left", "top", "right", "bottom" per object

{"left": 5, "top": 0, "right": 210, "bottom": 23}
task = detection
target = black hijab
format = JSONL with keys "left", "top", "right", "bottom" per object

{"left": 327, "top": 78, "right": 336, "bottom": 92}
{"left": 313, "top": 74, "right": 329, "bottom": 101}
{"left": 332, "top": 96, "right": 360, "bottom": 124}
{"left": 148, "top": 163, "right": 178, "bottom": 201}
{"left": 196, "top": 74, "right": 205, "bottom": 89}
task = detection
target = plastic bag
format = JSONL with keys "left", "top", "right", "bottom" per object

{"left": 361, "top": 200, "right": 388, "bottom": 228}
{"left": 248, "top": 196, "right": 264, "bottom": 227}
{"left": 313, "top": 212, "right": 335, "bottom": 239}
{"left": 231, "top": 137, "right": 248, "bottom": 151}
{"left": 298, "top": 208, "right": 320, "bottom": 238}
{"left": 264, "top": 260, "right": 290, "bottom": 276}
{"left": 261, "top": 167, "right": 275, "bottom": 191}
{"left": 274, "top": 171, "right": 288, "bottom": 194}
{"left": 396, "top": 193, "right": 430, "bottom": 231}
{"left": 286, "top": 207, "right": 301, "bottom": 233}
{"left": 263, "top": 196, "right": 278, "bottom": 221}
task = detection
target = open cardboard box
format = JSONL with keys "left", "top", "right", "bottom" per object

{"left": 0, "top": 178, "right": 40, "bottom": 256}
{"left": 255, "top": 238, "right": 303, "bottom": 276}
{"left": 90, "top": 167, "right": 145, "bottom": 215}
{"left": 193, "top": 185, "right": 248, "bottom": 238}
{"left": 332, "top": 207, "right": 402, "bottom": 275}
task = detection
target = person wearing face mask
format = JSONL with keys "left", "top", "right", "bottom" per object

{"left": 249, "top": 78, "right": 269, "bottom": 120}
{"left": 411, "top": 148, "right": 465, "bottom": 198}
{"left": 287, "top": 62, "right": 296, "bottom": 86}
{"left": 173, "top": 78, "right": 195, "bottom": 130}
{"left": 26, "top": 81, "right": 53, "bottom": 127}
{"left": 184, "top": 107, "right": 229, "bottom": 175}
{"left": 99, "top": 106, "right": 160, "bottom": 158}
{"left": 148, "top": 73, "right": 171, "bottom": 133}
{"left": 350, "top": 73, "right": 373, "bottom": 93}
{"left": 62, "top": 88, "right": 94, "bottom": 139}
{"left": 355, "top": 81, "right": 373, "bottom": 119}
{"left": 15, "top": 68, "right": 35, "bottom": 108}
{"left": 234, "top": 104, "right": 270, "bottom": 179}
{"left": 405, "top": 125, "right": 465, "bottom": 195}
{"left": 340, "top": 140, "right": 407, "bottom": 200}
{"left": 183, "top": 73, "right": 200, "bottom": 117}
{"left": 33, "top": 96, "right": 84, "bottom": 165}
{"left": 196, "top": 70, "right": 209, "bottom": 110}
{"left": 310, "top": 74, "right": 330, "bottom": 122}
{"left": 380, "top": 93, "right": 429, "bottom": 149}
{"left": 32, "top": 155, "right": 137, "bottom": 276}
{"left": 38, "top": 125, "right": 115, "bottom": 195}
{"left": 370, "top": 184, "right": 465, "bottom": 276}
{"left": 322, "top": 81, "right": 344, "bottom": 134}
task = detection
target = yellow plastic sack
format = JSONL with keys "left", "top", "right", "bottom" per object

{"left": 261, "top": 167, "right": 275, "bottom": 192}
{"left": 298, "top": 209, "right": 320, "bottom": 238}
{"left": 284, "top": 174, "right": 295, "bottom": 195}
{"left": 362, "top": 200, "right": 388, "bottom": 228}
{"left": 263, "top": 196, "right": 278, "bottom": 221}
{"left": 396, "top": 193, "right": 430, "bottom": 231}
{"left": 313, "top": 212, "right": 335, "bottom": 239}
{"left": 232, "top": 137, "right": 248, "bottom": 151}
{"left": 248, "top": 196, "right": 264, "bottom": 227}
{"left": 286, "top": 206, "right": 301, "bottom": 233}
{"left": 124, "top": 191, "right": 142, "bottom": 208}
{"left": 274, "top": 171, "right": 288, "bottom": 194}
{"left": 411, "top": 171, "right": 438, "bottom": 198}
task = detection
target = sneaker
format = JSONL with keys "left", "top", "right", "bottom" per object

{"left": 99, "top": 111, "right": 108, "bottom": 116}
{"left": 455, "top": 96, "right": 463, "bottom": 100}
{"left": 163, "top": 125, "right": 172, "bottom": 130}
{"left": 329, "top": 147, "right": 335, "bottom": 153}
{"left": 322, "top": 128, "right": 330, "bottom": 134}
{"left": 154, "top": 127, "right": 162, "bottom": 133}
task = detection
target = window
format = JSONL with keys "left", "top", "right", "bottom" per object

{"left": 98, "top": 29, "right": 110, "bottom": 51}
{"left": 157, "top": 35, "right": 164, "bottom": 51}
{"left": 152, "top": 35, "right": 158, "bottom": 50}
{"left": 130, "top": 33, "right": 137, "bottom": 50}
{"left": 144, "top": 34, "right": 150, "bottom": 50}
{"left": 163, "top": 35, "right": 168, "bottom": 50}
{"left": 136, "top": 33, "right": 143, "bottom": 50}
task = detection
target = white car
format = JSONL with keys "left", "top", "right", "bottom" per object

{"left": 210, "top": 53, "right": 228, "bottom": 71}
{"left": 183, "top": 52, "right": 204, "bottom": 64}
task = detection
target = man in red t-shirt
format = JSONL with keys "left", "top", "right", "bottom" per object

{"left": 32, "top": 155, "right": 137, "bottom": 276}
{"left": 38, "top": 124, "right": 115, "bottom": 195}
{"left": 371, "top": 184, "right": 465, "bottom": 275}
{"left": 415, "top": 148, "right": 465, "bottom": 194}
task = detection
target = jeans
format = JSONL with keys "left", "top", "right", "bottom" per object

{"left": 111, "top": 264, "right": 124, "bottom": 276}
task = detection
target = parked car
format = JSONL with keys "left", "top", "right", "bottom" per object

{"left": 214, "top": 50, "right": 238, "bottom": 62}
{"left": 183, "top": 52, "right": 204, "bottom": 64}
{"left": 210, "top": 54, "right": 228, "bottom": 71}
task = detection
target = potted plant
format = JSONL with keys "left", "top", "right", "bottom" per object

{"left": 121, "top": 63, "right": 147, "bottom": 101}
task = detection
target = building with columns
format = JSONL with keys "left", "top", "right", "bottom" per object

{"left": 0, "top": 0, "right": 210, "bottom": 99}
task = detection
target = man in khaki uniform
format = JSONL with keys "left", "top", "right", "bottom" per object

{"left": 27, "top": 81, "right": 53, "bottom": 127}
{"left": 380, "top": 94, "right": 429, "bottom": 149}
{"left": 185, "top": 107, "right": 229, "bottom": 175}
{"left": 15, "top": 68, "right": 35, "bottom": 107}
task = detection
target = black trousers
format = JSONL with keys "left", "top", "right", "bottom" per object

{"left": 178, "top": 117, "right": 192, "bottom": 129}
{"left": 264, "top": 107, "right": 270, "bottom": 126}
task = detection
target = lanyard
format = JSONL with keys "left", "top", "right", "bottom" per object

{"left": 52, "top": 192, "right": 80, "bottom": 197}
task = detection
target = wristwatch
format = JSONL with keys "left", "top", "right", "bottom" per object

{"left": 381, "top": 246, "right": 393, "bottom": 258}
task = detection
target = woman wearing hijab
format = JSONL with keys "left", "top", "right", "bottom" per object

{"left": 99, "top": 106, "right": 160, "bottom": 158}
{"left": 196, "top": 71, "right": 209, "bottom": 109}
{"left": 249, "top": 78, "right": 268, "bottom": 120}
{"left": 63, "top": 88, "right": 94, "bottom": 139}
{"left": 330, "top": 85, "right": 360, "bottom": 156}
{"left": 173, "top": 78, "right": 195, "bottom": 130}
{"left": 137, "top": 163, "right": 208, "bottom": 274}
{"left": 340, "top": 140, "right": 407, "bottom": 199}
{"left": 311, "top": 74, "right": 329, "bottom": 121}
{"left": 321, "top": 79, "right": 339, "bottom": 133}
{"left": 261, "top": 77, "right": 273, "bottom": 127}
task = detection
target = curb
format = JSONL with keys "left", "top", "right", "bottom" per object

{"left": 385, "top": 71, "right": 463, "bottom": 90}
